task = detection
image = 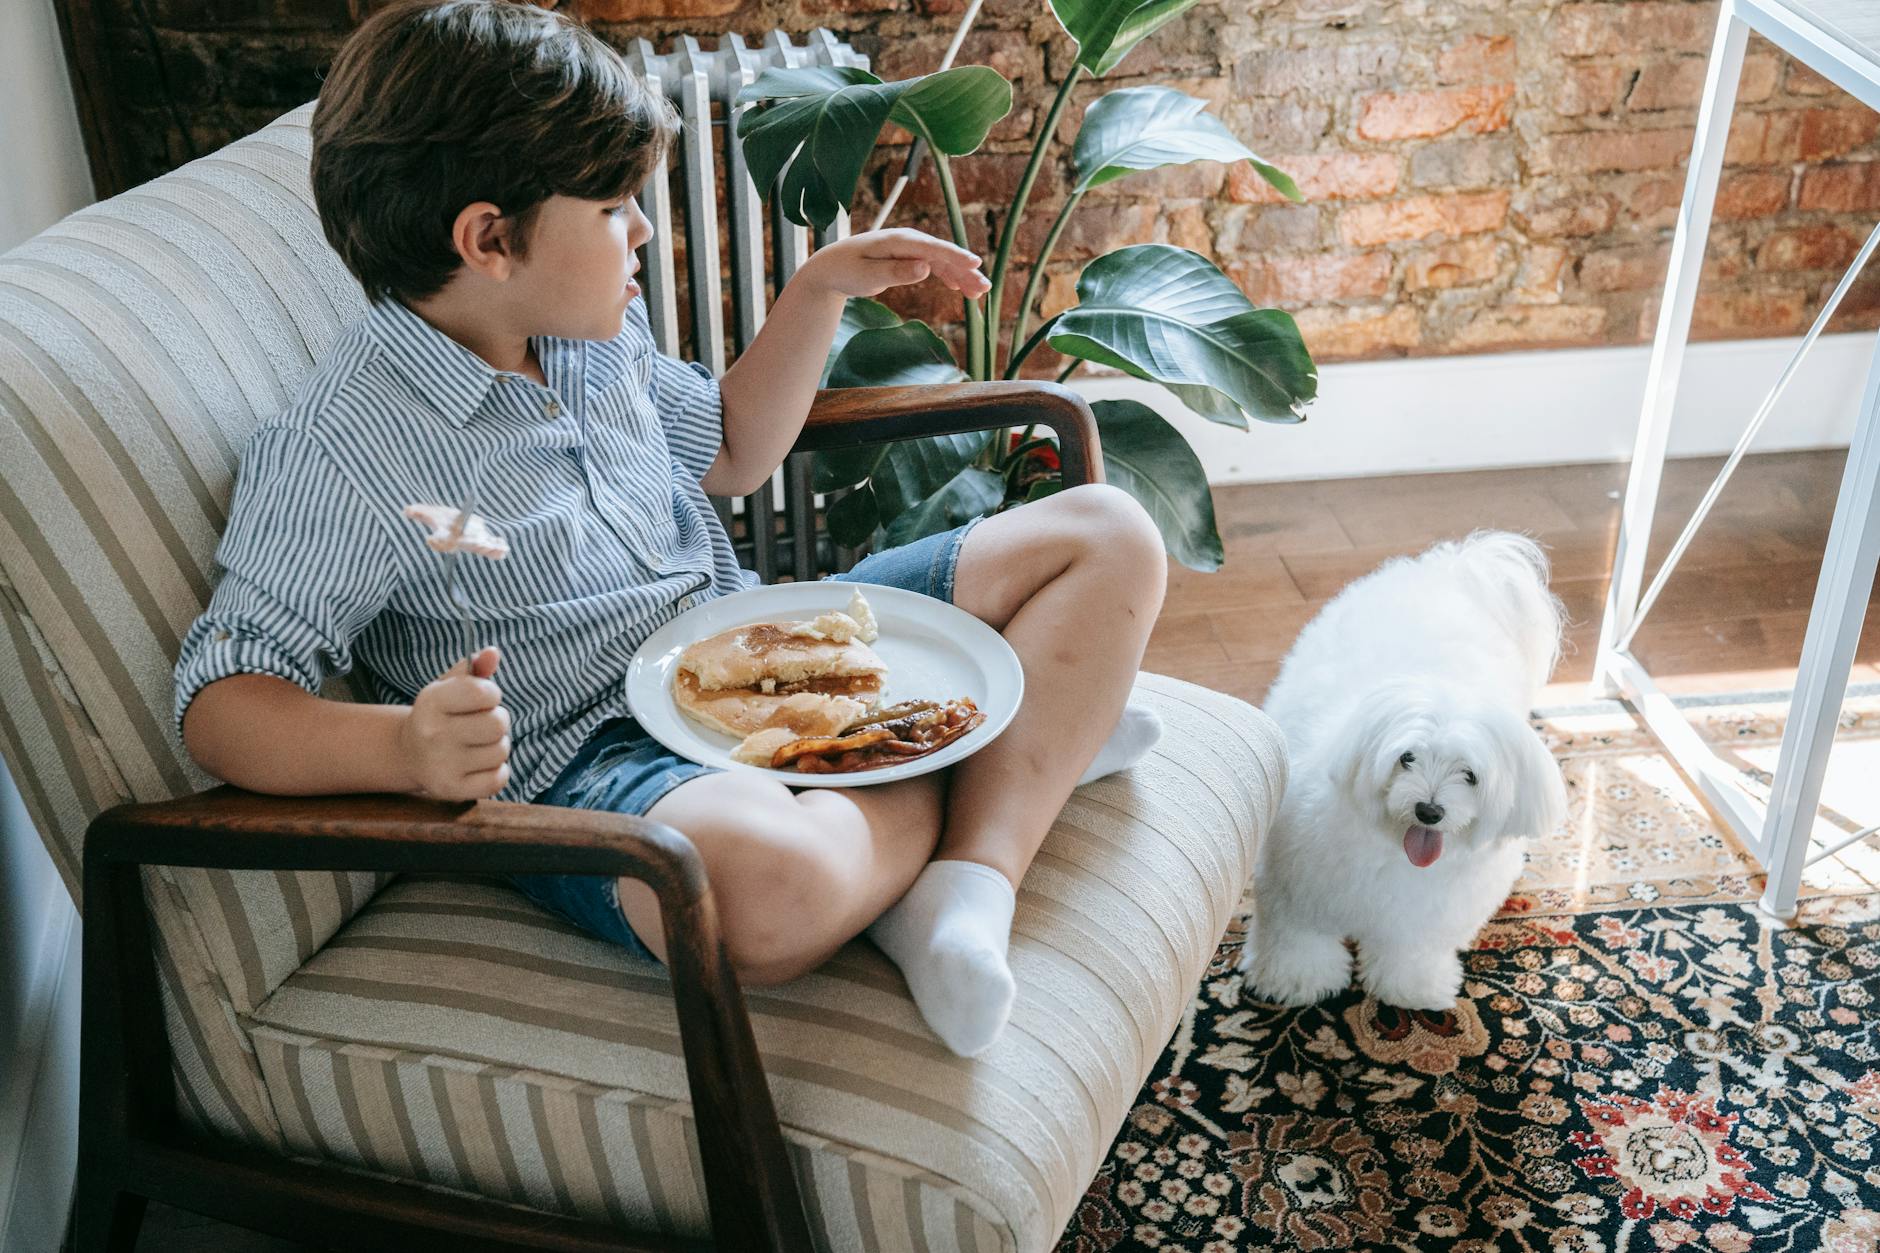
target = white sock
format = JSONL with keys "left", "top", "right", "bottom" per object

{"left": 1077, "top": 704, "right": 1164, "bottom": 786}
{"left": 867, "top": 860, "right": 1016, "bottom": 1057}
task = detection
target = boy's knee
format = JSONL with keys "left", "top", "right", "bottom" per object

{"left": 1060, "top": 484, "right": 1167, "bottom": 598}
{"left": 698, "top": 803, "right": 855, "bottom": 984}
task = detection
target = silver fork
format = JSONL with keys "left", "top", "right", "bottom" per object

{"left": 444, "top": 467, "right": 483, "bottom": 664}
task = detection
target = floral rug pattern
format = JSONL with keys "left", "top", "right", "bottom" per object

{"left": 1057, "top": 697, "right": 1880, "bottom": 1252}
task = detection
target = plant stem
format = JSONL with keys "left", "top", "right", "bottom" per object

{"left": 1056, "top": 359, "right": 1081, "bottom": 384}
{"left": 1004, "top": 313, "right": 1062, "bottom": 381}
{"left": 1005, "top": 188, "right": 1085, "bottom": 377}
{"left": 932, "top": 153, "right": 985, "bottom": 378}
{"left": 986, "top": 65, "right": 1086, "bottom": 377}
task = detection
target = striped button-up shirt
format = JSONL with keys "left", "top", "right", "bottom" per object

{"left": 173, "top": 296, "right": 760, "bottom": 801}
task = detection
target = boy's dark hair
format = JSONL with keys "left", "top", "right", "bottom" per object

{"left": 311, "top": 0, "right": 678, "bottom": 304}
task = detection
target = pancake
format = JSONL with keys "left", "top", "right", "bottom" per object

{"left": 673, "top": 608, "right": 888, "bottom": 740}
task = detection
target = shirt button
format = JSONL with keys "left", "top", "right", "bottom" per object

{"left": 545, "top": 399, "right": 561, "bottom": 418}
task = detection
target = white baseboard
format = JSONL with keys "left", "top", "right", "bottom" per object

{"left": 1069, "top": 331, "right": 1876, "bottom": 485}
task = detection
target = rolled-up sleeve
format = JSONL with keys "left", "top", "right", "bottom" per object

{"left": 174, "top": 427, "right": 399, "bottom": 733}
{"left": 650, "top": 351, "right": 725, "bottom": 482}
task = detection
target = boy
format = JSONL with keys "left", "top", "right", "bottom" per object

{"left": 176, "top": 0, "right": 1167, "bottom": 1057}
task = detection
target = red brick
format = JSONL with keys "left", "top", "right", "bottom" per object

{"left": 1235, "top": 44, "right": 1401, "bottom": 96}
{"left": 1295, "top": 304, "right": 1421, "bottom": 360}
{"left": 1692, "top": 287, "right": 1807, "bottom": 336}
{"left": 1799, "top": 162, "right": 1880, "bottom": 212}
{"left": 1339, "top": 191, "right": 1510, "bottom": 246}
{"left": 1619, "top": 174, "right": 1686, "bottom": 227}
{"left": 1532, "top": 129, "right": 1691, "bottom": 175}
{"left": 1403, "top": 237, "right": 1502, "bottom": 291}
{"left": 1628, "top": 59, "right": 1708, "bottom": 112}
{"left": 1550, "top": 4, "right": 1717, "bottom": 58}
{"left": 1437, "top": 34, "right": 1515, "bottom": 85}
{"left": 1013, "top": 199, "right": 1158, "bottom": 261}
{"left": 1165, "top": 204, "right": 1214, "bottom": 253}
{"left": 1713, "top": 170, "right": 1790, "bottom": 220}
{"left": 583, "top": 0, "right": 737, "bottom": 15}
{"left": 1785, "top": 61, "right": 1836, "bottom": 97}
{"left": 1557, "top": 64, "right": 1630, "bottom": 117}
{"left": 901, "top": 153, "right": 1034, "bottom": 210}
{"left": 1513, "top": 244, "right": 1569, "bottom": 304}
{"left": 1227, "top": 153, "right": 1399, "bottom": 204}
{"left": 870, "top": 30, "right": 1036, "bottom": 84}
{"left": 1620, "top": 54, "right": 1774, "bottom": 111}
{"left": 1357, "top": 84, "right": 1514, "bottom": 141}
{"left": 1580, "top": 244, "right": 1669, "bottom": 293}
{"left": 1452, "top": 305, "right": 1607, "bottom": 350}
{"left": 1726, "top": 108, "right": 1880, "bottom": 164}
{"left": 1512, "top": 191, "right": 1617, "bottom": 238}
{"left": 1230, "top": 252, "right": 1393, "bottom": 304}
{"left": 1740, "top": 53, "right": 1780, "bottom": 104}
{"left": 1758, "top": 224, "right": 1860, "bottom": 272}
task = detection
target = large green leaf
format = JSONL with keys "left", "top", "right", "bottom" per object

{"left": 870, "top": 432, "right": 993, "bottom": 522}
{"left": 1093, "top": 398, "right": 1223, "bottom": 571}
{"left": 880, "top": 467, "right": 1004, "bottom": 547}
{"left": 812, "top": 304, "right": 967, "bottom": 492}
{"left": 1049, "top": 0, "right": 1203, "bottom": 76}
{"left": 1074, "top": 86, "right": 1300, "bottom": 202}
{"left": 737, "top": 65, "right": 1012, "bottom": 229}
{"left": 826, "top": 324, "right": 965, "bottom": 390}
{"left": 819, "top": 298, "right": 902, "bottom": 388}
{"left": 1049, "top": 244, "right": 1317, "bottom": 428}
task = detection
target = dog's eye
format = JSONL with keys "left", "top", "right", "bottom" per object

{"left": 1398, "top": 751, "right": 1415, "bottom": 767}
{"left": 1463, "top": 770, "right": 1478, "bottom": 786}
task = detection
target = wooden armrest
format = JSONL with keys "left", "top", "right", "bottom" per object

{"left": 84, "top": 788, "right": 814, "bottom": 1253}
{"left": 88, "top": 786, "right": 707, "bottom": 895}
{"left": 793, "top": 381, "right": 1104, "bottom": 487}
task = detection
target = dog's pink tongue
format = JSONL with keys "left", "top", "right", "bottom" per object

{"left": 1404, "top": 825, "right": 1444, "bottom": 868}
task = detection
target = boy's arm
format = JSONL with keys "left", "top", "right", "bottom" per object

{"left": 183, "top": 650, "right": 509, "bottom": 800}
{"left": 706, "top": 229, "right": 990, "bottom": 497}
{"left": 184, "top": 674, "right": 417, "bottom": 795}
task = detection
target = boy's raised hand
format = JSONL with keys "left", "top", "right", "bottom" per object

{"left": 399, "top": 645, "right": 512, "bottom": 800}
{"left": 804, "top": 228, "right": 991, "bottom": 300}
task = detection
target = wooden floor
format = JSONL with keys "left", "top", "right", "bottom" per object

{"left": 124, "top": 448, "right": 1874, "bottom": 1252}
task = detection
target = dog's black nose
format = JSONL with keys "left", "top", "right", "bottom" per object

{"left": 1414, "top": 801, "right": 1444, "bottom": 825}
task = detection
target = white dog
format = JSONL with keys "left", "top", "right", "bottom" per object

{"left": 1238, "top": 531, "right": 1569, "bottom": 1010}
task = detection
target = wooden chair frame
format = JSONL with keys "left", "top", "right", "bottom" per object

{"left": 69, "top": 383, "right": 1102, "bottom": 1253}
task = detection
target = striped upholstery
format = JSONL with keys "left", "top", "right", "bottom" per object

{"left": 0, "top": 102, "right": 388, "bottom": 1143}
{"left": 249, "top": 673, "right": 1283, "bottom": 1253}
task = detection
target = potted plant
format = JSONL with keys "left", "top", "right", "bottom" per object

{"left": 737, "top": 0, "right": 1319, "bottom": 571}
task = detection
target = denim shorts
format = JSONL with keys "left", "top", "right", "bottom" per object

{"left": 507, "top": 515, "right": 983, "bottom": 961}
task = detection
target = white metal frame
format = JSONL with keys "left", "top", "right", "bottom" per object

{"left": 1596, "top": 0, "right": 1880, "bottom": 919}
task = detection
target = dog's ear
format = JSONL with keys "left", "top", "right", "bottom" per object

{"left": 1330, "top": 692, "right": 1406, "bottom": 802}
{"left": 1495, "top": 710, "right": 1567, "bottom": 839}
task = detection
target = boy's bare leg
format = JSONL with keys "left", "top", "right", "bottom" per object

{"left": 622, "top": 770, "right": 945, "bottom": 982}
{"left": 864, "top": 484, "right": 1166, "bottom": 1055}
{"left": 941, "top": 483, "right": 1167, "bottom": 883}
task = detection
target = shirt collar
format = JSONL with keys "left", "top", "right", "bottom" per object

{"left": 366, "top": 299, "right": 630, "bottom": 427}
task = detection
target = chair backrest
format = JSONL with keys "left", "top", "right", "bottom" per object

{"left": 0, "top": 29, "right": 861, "bottom": 1148}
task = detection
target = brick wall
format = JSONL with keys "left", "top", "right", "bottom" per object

{"left": 82, "top": 0, "right": 1880, "bottom": 372}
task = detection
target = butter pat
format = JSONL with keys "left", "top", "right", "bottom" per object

{"left": 785, "top": 589, "right": 878, "bottom": 645}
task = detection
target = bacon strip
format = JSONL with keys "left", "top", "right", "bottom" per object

{"left": 768, "top": 699, "right": 986, "bottom": 773}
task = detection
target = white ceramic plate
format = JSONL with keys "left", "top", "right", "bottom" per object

{"left": 625, "top": 582, "right": 1023, "bottom": 787}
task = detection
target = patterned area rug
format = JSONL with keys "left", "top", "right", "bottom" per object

{"left": 1057, "top": 693, "right": 1880, "bottom": 1253}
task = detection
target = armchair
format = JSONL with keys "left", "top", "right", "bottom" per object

{"left": 0, "top": 49, "right": 1285, "bottom": 1253}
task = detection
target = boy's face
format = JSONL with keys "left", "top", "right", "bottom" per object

{"left": 506, "top": 193, "right": 654, "bottom": 342}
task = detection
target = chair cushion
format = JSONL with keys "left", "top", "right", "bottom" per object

{"left": 245, "top": 672, "right": 1285, "bottom": 1253}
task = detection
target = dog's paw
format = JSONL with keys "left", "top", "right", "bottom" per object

{"left": 1357, "top": 948, "right": 1464, "bottom": 1010}
{"left": 1239, "top": 932, "right": 1352, "bottom": 1007}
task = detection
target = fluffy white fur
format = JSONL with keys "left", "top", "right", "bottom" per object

{"left": 1239, "top": 531, "right": 1570, "bottom": 1010}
